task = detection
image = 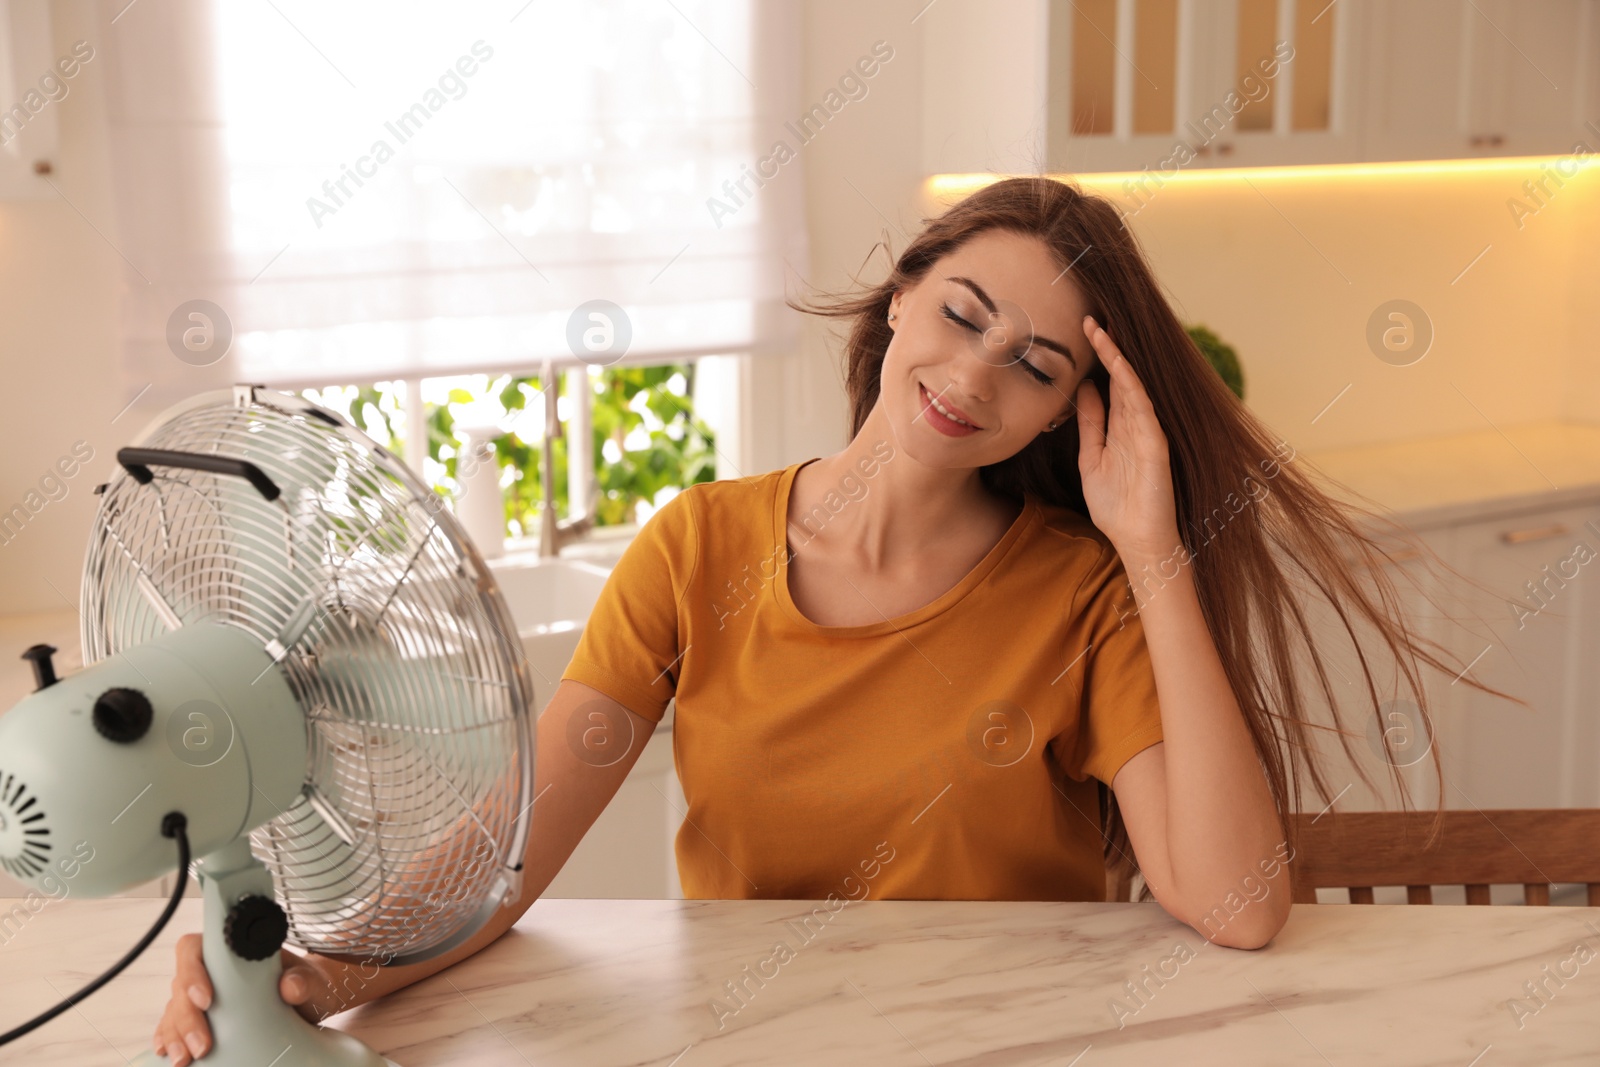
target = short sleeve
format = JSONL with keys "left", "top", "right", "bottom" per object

{"left": 557, "top": 487, "right": 699, "bottom": 723}
{"left": 1056, "top": 542, "right": 1166, "bottom": 787}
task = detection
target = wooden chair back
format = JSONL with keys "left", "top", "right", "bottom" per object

{"left": 1288, "top": 808, "right": 1600, "bottom": 905}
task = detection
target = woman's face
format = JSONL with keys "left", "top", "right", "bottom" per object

{"left": 884, "top": 229, "right": 1100, "bottom": 470}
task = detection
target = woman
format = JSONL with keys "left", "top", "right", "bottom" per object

{"left": 150, "top": 176, "right": 1516, "bottom": 1063}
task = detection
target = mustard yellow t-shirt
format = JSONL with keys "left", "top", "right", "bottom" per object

{"left": 558, "top": 456, "right": 1165, "bottom": 902}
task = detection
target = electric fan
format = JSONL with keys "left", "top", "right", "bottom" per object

{"left": 0, "top": 384, "right": 537, "bottom": 1066}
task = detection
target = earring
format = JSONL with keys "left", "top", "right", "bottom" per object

{"left": 1044, "top": 422, "right": 1058, "bottom": 432}
{"left": 888, "top": 312, "right": 896, "bottom": 321}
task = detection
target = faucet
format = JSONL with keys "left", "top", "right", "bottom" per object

{"left": 539, "top": 358, "right": 599, "bottom": 558}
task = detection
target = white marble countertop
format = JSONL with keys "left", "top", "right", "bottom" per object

{"left": 1300, "top": 420, "right": 1600, "bottom": 530}
{"left": 2, "top": 896, "right": 1598, "bottom": 1065}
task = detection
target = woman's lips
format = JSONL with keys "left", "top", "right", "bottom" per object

{"left": 920, "top": 382, "right": 981, "bottom": 433}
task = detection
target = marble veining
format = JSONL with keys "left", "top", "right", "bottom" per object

{"left": 3, "top": 896, "right": 1598, "bottom": 1064}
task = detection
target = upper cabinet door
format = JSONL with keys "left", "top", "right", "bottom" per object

{"left": 1359, "top": 0, "right": 1474, "bottom": 162}
{"left": 1467, "top": 0, "right": 1596, "bottom": 155}
{"left": 1044, "top": 0, "right": 1366, "bottom": 173}
{"left": 1045, "top": 0, "right": 1199, "bottom": 174}
{"left": 1362, "top": 0, "right": 1599, "bottom": 163}
{"left": 1197, "top": 0, "right": 1368, "bottom": 167}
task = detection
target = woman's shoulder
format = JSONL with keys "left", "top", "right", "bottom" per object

{"left": 707, "top": 463, "right": 792, "bottom": 495}
{"left": 1030, "top": 498, "right": 1115, "bottom": 553}
{"left": 1019, "top": 498, "right": 1134, "bottom": 607}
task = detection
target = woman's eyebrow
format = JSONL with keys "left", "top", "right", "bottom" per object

{"left": 947, "top": 275, "right": 1079, "bottom": 368}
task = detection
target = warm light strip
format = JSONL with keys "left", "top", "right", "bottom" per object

{"left": 927, "top": 153, "right": 1600, "bottom": 199}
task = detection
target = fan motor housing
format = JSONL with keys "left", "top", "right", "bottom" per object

{"left": 0, "top": 622, "right": 304, "bottom": 898}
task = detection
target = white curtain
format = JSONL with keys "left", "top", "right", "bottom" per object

{"left": 97, "top": 0, "right": 808, "bottom": 408}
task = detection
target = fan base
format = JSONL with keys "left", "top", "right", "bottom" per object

{"left": 126, "top": 1029, "right": 402, "bottom": 1067}
{"left": 154, "top": 837, "right": 406, "bottom": 1066}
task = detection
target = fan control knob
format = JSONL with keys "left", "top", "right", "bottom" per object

{"left": 92, "top": 687, "right": 153, "bottom": 743}
{"left": 224, "top": 895, "right": 288, "bottom": 961}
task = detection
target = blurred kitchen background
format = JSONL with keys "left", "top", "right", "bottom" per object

{"left": 2, "top": 0, "right": 1598, "bottom": 903}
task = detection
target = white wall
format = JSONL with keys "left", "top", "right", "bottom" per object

{"left": 0, "top": 1, "right": 132, "bottom": 618}
{"left": 742, "top": 0, "right": 933, "bottom": 477}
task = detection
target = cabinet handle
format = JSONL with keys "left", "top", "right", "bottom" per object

{"left": 1217, "top": 142, "right": 1234, "bottom": 155}
{"left": 1500, "top": 523, "right": 1570, "bottom": 545}
{"left": 1469, "top": 133, "right": 1506, "bottom": 148}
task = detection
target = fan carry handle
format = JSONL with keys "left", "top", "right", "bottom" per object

{"left": 117, "top": 447, "right": 282, "bottom": 502}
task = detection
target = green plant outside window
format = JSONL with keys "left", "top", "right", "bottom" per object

{"left": 300, "top": 363, "right": 717, "bottom": 540}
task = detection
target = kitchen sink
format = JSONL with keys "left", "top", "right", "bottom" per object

{"left": 486, "top": 556, "right": 613, "bottom": 711}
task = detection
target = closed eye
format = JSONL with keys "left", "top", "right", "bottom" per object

{"left": 938, "top": 303, "right": 1054, "bottom": 385}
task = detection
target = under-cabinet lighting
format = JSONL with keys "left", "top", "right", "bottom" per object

{"left": 927, "top": 153, "right": 1600, "bottom": 203}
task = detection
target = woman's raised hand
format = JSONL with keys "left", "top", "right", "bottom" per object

{"left": 1074, "top": 314, "right": 1182, "bottom": 559}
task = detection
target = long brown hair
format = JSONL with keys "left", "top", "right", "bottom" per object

{"left": 786, "top": 175, "right": 1528, "bottom": 903}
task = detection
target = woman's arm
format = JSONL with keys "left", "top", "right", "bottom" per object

{"left": 288, "top": 679, "right": 661, "bottom": 1019}
{"left": 1072, "top": 315, "right": 1290, "bottom": 949}
{"left": 1104, "top": 549, "right": 1291, "bottom": 950}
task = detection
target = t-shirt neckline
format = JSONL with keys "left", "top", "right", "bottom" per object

{"left": 771, "top": 457, "right": 1039, "bottom": 636}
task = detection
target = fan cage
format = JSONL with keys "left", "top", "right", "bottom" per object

{"left": 80, "top": 386, "right": 535, "bottom": 963}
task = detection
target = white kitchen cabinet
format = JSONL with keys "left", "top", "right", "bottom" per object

{"left": 1361, "top": 0, "right": 1600, "bottom": 164}
{"left": 1041, "top": 0, "right": 1367, "bottom": 174}
{"left": 1297, "top": 494, "right": 1600, "bottom": 818}
{"left": 0, "top": 0, "right": 62, "bottom": 200}
{"left": 1432, "top": 501, "right": 1600, "bottom": 810}
{"left": 1461, "top": 0, "right": 1596, "bottom": 155}
{"left": 1358, "top": 0, "right": 1481, "bottom": 162}
{"left": 1041, "top": 0, "right": 1196, "bottom": 175}
{"left": 926, "top": 0, "right": 1600, "bottom": 177}
{"left": 1293, "top": 522, "right": 1458, "bottom": 814}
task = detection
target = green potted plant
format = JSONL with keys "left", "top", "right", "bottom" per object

{"left": 1186, "top": 324, "right": 1244, "bottom": 400}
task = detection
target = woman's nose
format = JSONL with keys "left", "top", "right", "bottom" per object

{"left": 943, "top": 359, "right": 995, "bottom": 408}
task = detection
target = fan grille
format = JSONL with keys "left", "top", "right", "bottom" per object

{"left": 81, "top": 388, "right": 534, "bottom": 962}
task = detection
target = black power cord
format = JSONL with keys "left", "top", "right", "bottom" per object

{"left": 0, "top": 811, "right": 192, "bottom": 1047}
